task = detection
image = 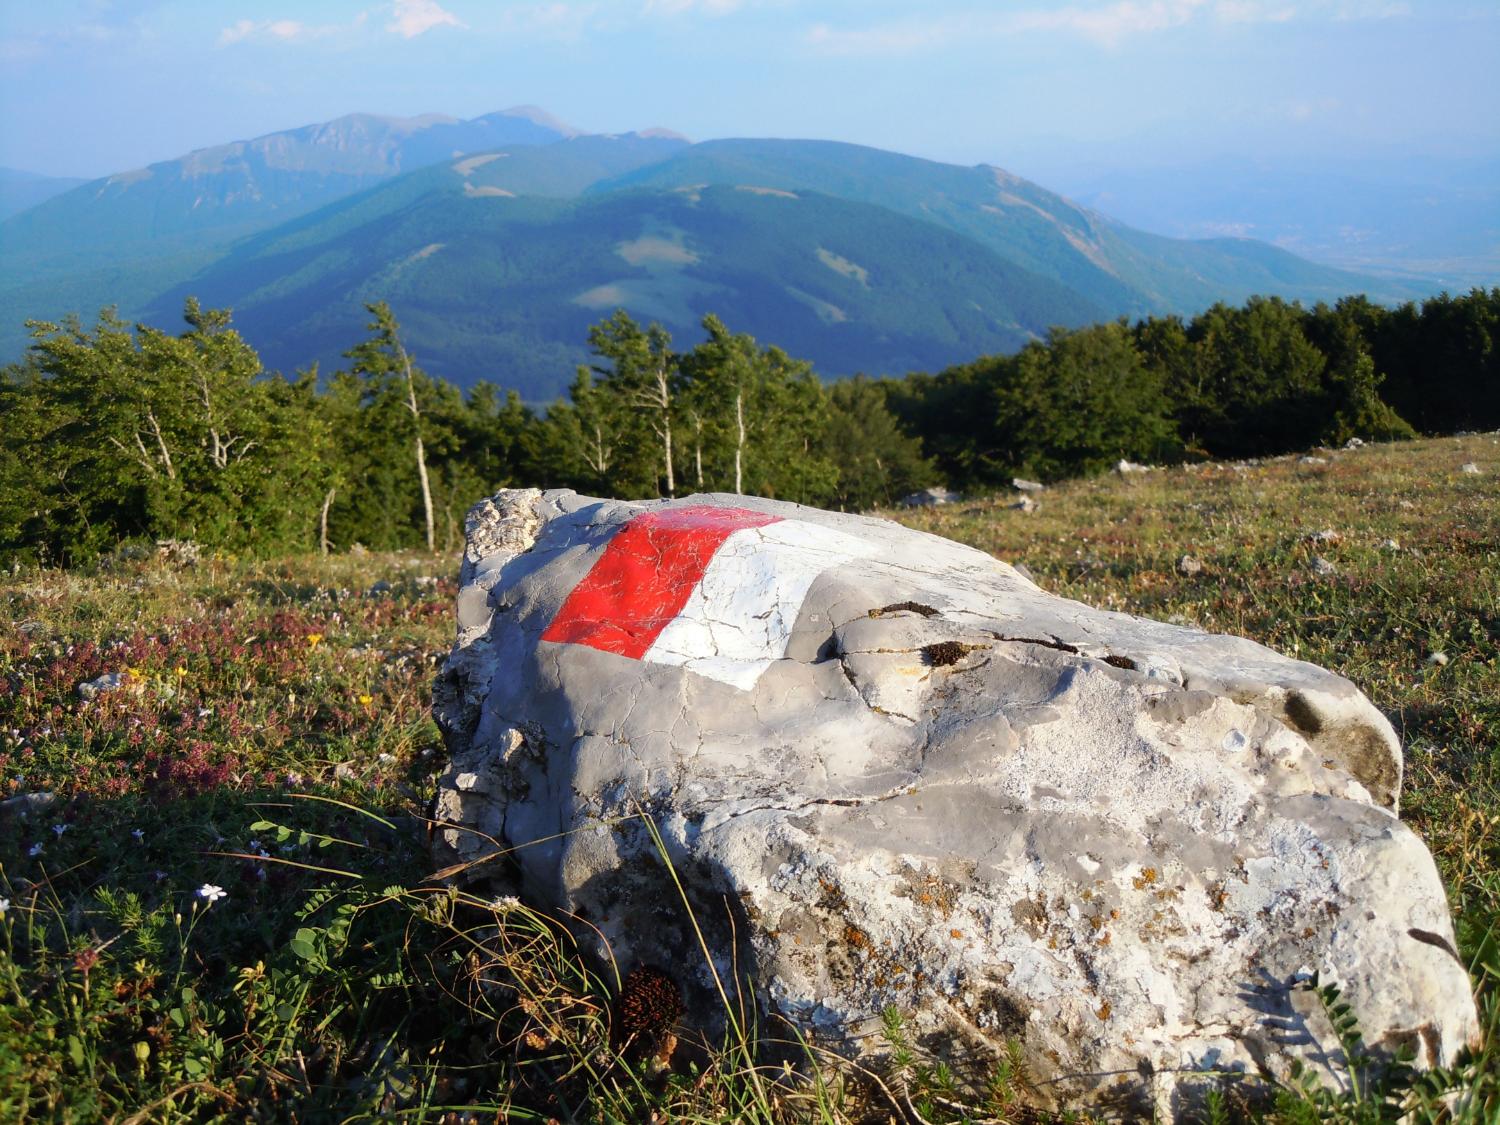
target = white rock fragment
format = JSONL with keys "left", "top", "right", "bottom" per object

{"left": 1176, "top": 554, "right": 1203, "bottom": 576}
{"left": 1012, "top": 478, "right": 1045, "bottom": 492}
{"left": 1310, "top": 555, "right": 1338, "bottom": 577}
{"left": 77, "top": 672, "right": 129, "bottom": 700}
{"left": 1460, "top": 462, "right": 1481, "bottom": 474}
{"left": 433, "top": 489, "right": 1478, "bottom": 1120}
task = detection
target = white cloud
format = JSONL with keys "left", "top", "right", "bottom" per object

{"left": 217, "top": 14, "right": 365, "bottom": 46}
{"left": 387, "top": 0, "right": 465, "bottom": 38}
{"left": 806, "top": 0, "right": 1411, "bottom": 55}
{"left": 643, "top": 0, "right": 747, "bottom": 13}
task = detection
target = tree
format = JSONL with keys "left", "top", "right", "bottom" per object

{"left": 818, "top": 376, "right": 936, "bottom": 510}
{"left": 993, "top": 321, "right": 1177, "bottom": 479}
{"left": 1186, "top": 297, "right": 1327, "bottom": 457}
{"left": 680, "top": 314, "right": 836, "bottom": 502}
{"left": 345, "top": 302, "right": 437, "bottom": 551}
{"left": 587, "top": 310, "right": 679, "bottom": 497}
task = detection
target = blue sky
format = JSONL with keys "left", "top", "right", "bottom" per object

{"left": 2, "top": 0, "right": 1496, "bottom": 180}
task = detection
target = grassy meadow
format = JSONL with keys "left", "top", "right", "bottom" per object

{"left": 1, "top": 433, "right": 1496, "bottom": 1122}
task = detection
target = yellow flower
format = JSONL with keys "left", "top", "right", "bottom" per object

{"left": 358, "top": 694, "right": 373, "bottom": 706}
{"left": 306, "top": 634, "right": 324, "bottom": 647}
{"left": 125, "top": 667, "right": 141, "bottom": 680}
{"left": 175, "top": 666, "right": 187, "bottom": 677}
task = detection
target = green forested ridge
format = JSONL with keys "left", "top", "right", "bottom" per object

{"left": 3, "top": 287, "right": 1496, "bottom": 566}
{"left": 2, "top": 128, "right": 1428, "bottom": 395}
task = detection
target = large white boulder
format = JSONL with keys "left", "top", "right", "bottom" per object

{"left": 432, "top": 489, "right": 1479, "bottom": 1116}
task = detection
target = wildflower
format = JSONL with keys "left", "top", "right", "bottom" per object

{"left": 0, "top": 897, "right": 9, "bottom": 914}
{"left": 306, "top": 634, "right": 324, "bottom": 648}
{"left": 175, "top": 665, "right": 187, "bottom": 677}
{"left": 358, "top": 694, "right": 373, "bottom": 706}
{"left": 131, "top": 828, "right": 145, "bottom": 842}
{"left": 52, "top": 823, "right": 68, "bottom": 837}
{"left": 28, "top": 842, "right": 43, "bottom": 857}
{"left": 197, "top": 883, "right": 227, "bottom": 904}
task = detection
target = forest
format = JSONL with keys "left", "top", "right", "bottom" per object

{"left": 2, "top": 287, "right": 1496, "bottom": 566}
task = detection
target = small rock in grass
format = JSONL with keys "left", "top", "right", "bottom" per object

{"left": 1344, "top": 437, "right": 1366, "bottom": 450}
{"left": 1426, "top": 652, "right": 1449, "bottom": 667}
{"left": 1177, "top": 554, "right": 1203, "bottom": 576}
{"left": 1009, "top": 495, "right": 1038, "bottom": 513}
{"left": 1306, "top": 529, "right": 1341, "bottom": 544}
{"left": 1460, "top": 462, "right": 1481, "bottom": 475}
{"left": 0, "top": 791, "right": 56, "bottom": 821}
{"left": 1011, "top": 478, "right": 1045, "bottom": 493}
{"left": 1378, "top": 538, "right": 1401, "bottom": 552}
{"left": 334, "top": 762, "right": 357, "bottom": 781}
{"left": 1310, "top": 556, "right": 1337, "bottom": 577}
{"left": 1299, "top": 456, "right": 1328, "bottom": 466}
{"left": 78, "top": 672, "right": 128, "bottom": 700}
{"left": 1114, "top": 459, "right": 1154, "bottom": 474}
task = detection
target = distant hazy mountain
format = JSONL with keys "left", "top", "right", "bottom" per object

{"left": 2, "top": 107, "right": 1421, "bottom": 399}
{"left": 0, "top": 167, "right": 88, "bottom": 222}
{"left": 596, "top": 139, "right": 1409, "bottom": 316}
{"left": 0, "top": 107, "right": 578, "bottom": 352}
{"left": 1055, "top": 155, "right": 1500, "bottom": 289}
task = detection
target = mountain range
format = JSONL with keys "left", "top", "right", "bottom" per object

{"left": 0, "top": 107, "right": 1425, "bottom": 400}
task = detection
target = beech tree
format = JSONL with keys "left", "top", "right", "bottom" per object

{"left": 345, "top": 302, "right": 437, "bottom": 552}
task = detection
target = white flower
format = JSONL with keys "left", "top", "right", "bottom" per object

{"left": 0, "top": 897, "right": 9, "bottom": 914}
{"left": 27, "top": 843, "right": 42, "bottom": 857}
{"left": 197, "top": 883, "right": 227, "bottom": 904}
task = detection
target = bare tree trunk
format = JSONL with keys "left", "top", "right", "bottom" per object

{"left": 734, "top": 391, "right": 745, "bottom": 495}
{"left": 320, "top": 488, "right": 336, "bottom": 556}
{"left": 654, "top": 359, "right": 675, "bottom": 498}
{"left": 396, "top": 342, "right": 436, "bottom": 553}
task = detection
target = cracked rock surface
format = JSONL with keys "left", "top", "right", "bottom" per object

{"left": 432, "top": 489, "right": 1478, "bottom": 1117}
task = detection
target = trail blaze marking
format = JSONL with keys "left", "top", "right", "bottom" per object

{"left": 541, "top": 505, "right": 873, "bottom": 688}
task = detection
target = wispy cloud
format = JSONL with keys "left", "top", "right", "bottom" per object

{"left": 806, "top": 0, "right": 1410, "bottom": 55}
{"left": 218, "top": 12, "right": 368, "bottom": 47}
{"left": 642, "top": 0, "right": 747, "bottom": 14}
{"left": 387, "top": 0, "right": 465, "bottom": 38}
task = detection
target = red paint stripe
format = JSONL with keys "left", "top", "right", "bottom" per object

{"left": 540, "top": 506, "right": 782, "bottom": 659}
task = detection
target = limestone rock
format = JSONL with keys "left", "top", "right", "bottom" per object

{"left": 432, "top": 489, "right": 1478, "bottom": 1118}
{"left": 1011, "top": 478, "right": 1045, "bottom": 492}
{"left": 900, "top": 486, "right": 959, "bottom": 508}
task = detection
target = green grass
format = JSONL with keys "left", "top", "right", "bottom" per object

{"left": 1, "top": 433, "right": 1496, "bottom": 1121}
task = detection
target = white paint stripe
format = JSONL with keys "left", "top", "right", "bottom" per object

{"left": 644, "top": 519, "right": 877, "bottom": 689}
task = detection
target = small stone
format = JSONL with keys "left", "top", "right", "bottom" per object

{"left": 78, "top": 672, "right": 127, "bottom": 701}
{"left": 1008, "top": 495, "right": 1037, "bottom": 513}
{"left": 1378, "top": 538, "right": 1401, "bottom": 552}
{"left": 1460, "top": 462, "right": 1481, "bottom": 475}
{"left": 1344, "top": 437, "right": 1366, "bottom": 450}
{"left": 1114, "top": 459, "right": 1153, "bottom": 474}
{"left": 0, "top": 791, "right": 55, "bottom": 821}
{"left": 1306, "top": 529, "right": 1341, "bottom": 544}
{"left": 333, "top": 762, "right": 357, "bottom": 781}
{"left": 1299, "top": 456, "right": 1328, "bottom": 466}
{"left": 1310, "top": 556, "right": 1337, "bottom": 577}
{"left": 900, "top": 486, "right": 960, "bottom": 508}
{"left": 1011, "top": 478, "right": 1045, "bottom": 493}
{"left": 1177, "top": 554, "right": 1203, "bottom": 576}
{"left": 1426, "top": 652, "right": 1449, "bottom": 667}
